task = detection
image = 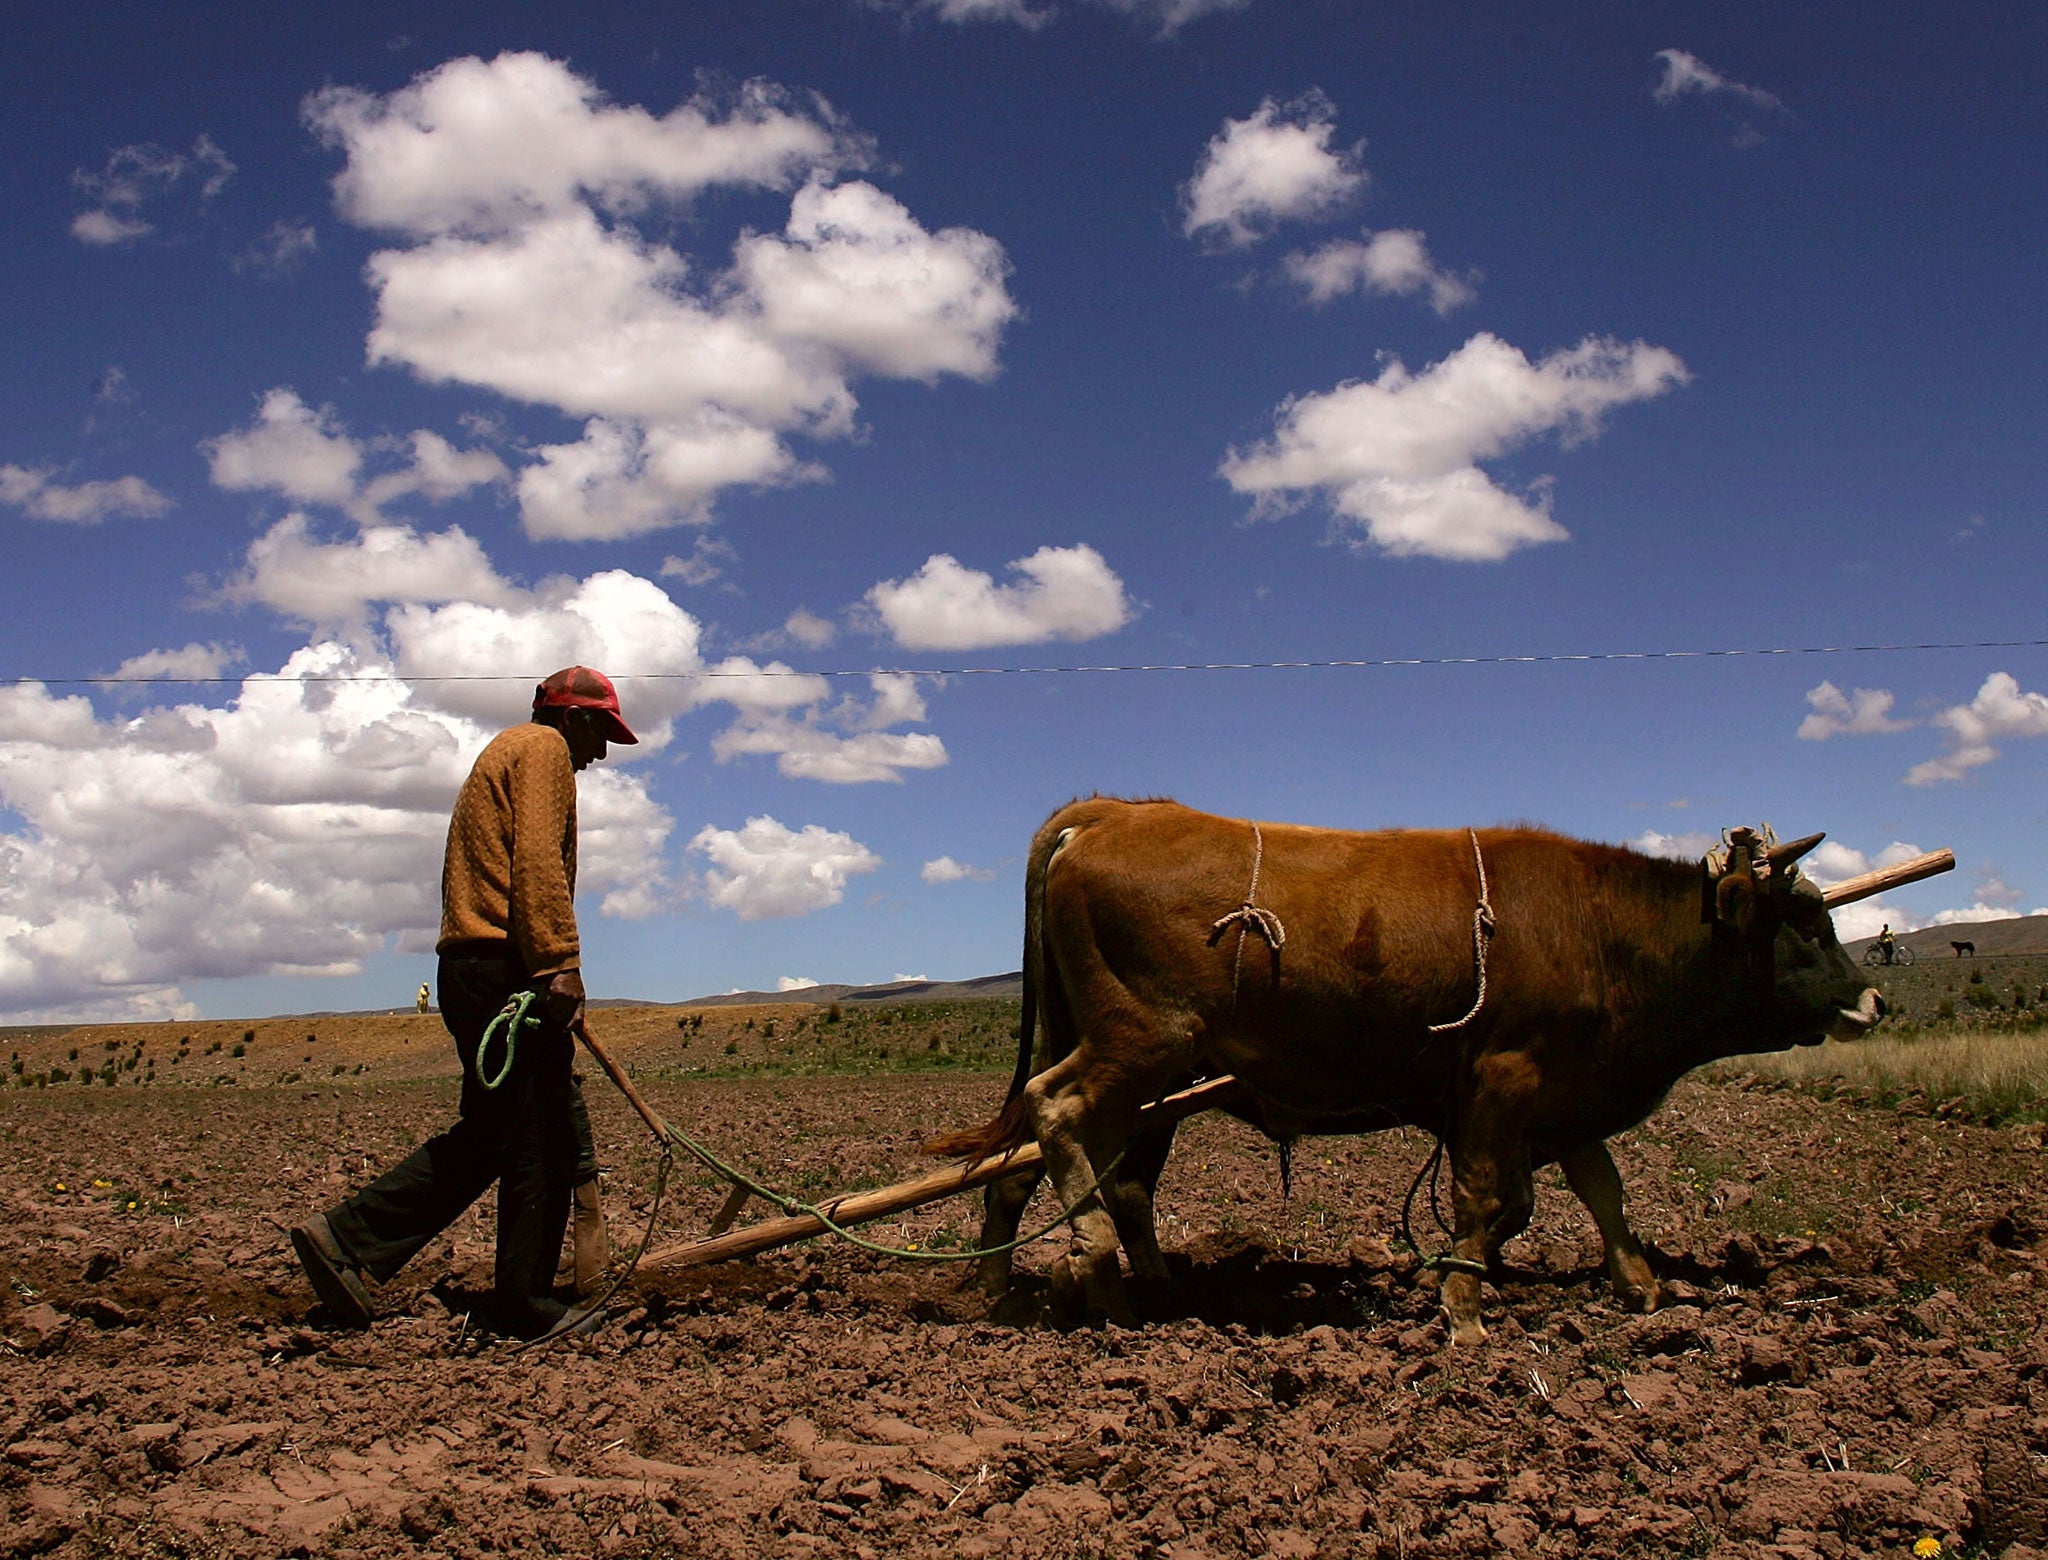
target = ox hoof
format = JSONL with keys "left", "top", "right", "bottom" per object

{"left": 1609, "top": 1257, "right": 1662, "bottom": 1314}
{"left": 1045, "top": 1257, "right": 1088, "bottom": 1328}
{"left": 1440, "top": 1306, "right": 1489, "bottom": 1348}
{"left": 1621, "top": 1280, "right": 1662, "bottom": 1314}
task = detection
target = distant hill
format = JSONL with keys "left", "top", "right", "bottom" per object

{"left": 1845, "top": 912, "right": 2048, "bottom": 961}
{"left": 678, "top": 971, "right": 1024, "bottom": 1008}
{"left": 686, "top": 913, "right": 2048, "bottom": 1012}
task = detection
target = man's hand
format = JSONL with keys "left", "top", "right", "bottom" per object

{"left": 543, "top": 968, "right": 586, "bottom": 1031}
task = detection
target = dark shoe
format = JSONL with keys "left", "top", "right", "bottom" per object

{"left": 291, "top": 1215, "right": 374, "bottom": 1329}
{"left": 573, "top": 1178, "right": 608, "bottom": 1297}
{"left": 493, "top": 1293, "right": 605, "bottom": 1342}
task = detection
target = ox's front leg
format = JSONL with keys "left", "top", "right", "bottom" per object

{"left": 1559, "top": 1141, "right": 1660, "bottom": 1314}
{"left": 1439, "top": 1142, "right": 1527, "bottom": 1347}
{"left": 1022, "top": 1066, "right": 1137, "bottom": 1327}
{"left": 1441, "top": 1057, "right": 1542, "bottom": 1346}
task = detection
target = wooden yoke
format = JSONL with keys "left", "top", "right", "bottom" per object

{"left": 1820, "top": 848, "right": 1956, "bottom": 910}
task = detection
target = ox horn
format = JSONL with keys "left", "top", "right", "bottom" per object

{"left": 1766, "top": 832, "right": 1825, "bottom": 870}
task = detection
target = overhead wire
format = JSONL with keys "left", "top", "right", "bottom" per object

{"left": 8, "top": 635, "right": 2048, "bottom": 689}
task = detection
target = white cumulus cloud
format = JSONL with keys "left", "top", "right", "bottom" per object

{"left": 1905, "top": 672, "right": 2048, "bottom": 785}
{"left": 1652, "top": 49, "right": 1785, "bottom": 112}
{"left": 1798, "top": 681, "right": 1913, "bottom": 741}
{"left": 205, "top": 388, "right": 507, "bottom": 524}
{"left": 689, "top": 815, "right": 881, "bottom": 920}
{"left": 1182, "top": 92, "right": 1366, "bottom": 250}
{"left": 0, "top": 649, "right": 675, "bottom": 1021}
{"left": 516, "top": 415, "right": 817, "bottom": 541}
{"left": 220, "top": 514, "right": 517, "bottom": 627}
{"left": 1220, "top": 332, "right": 1689, "bottom": 562}
{"left": 709, "top": 670, "right": 948, "bottom": 785}
{"left": 1801, "top": 839, "right": 1928, "bottom": 891}
{"left": 70, "top": 135, "right": 235, "bottom": 246}
{"left": 866, "top": 544, "right": 1135, "bottom": 650}
{"left": 1628, "top": 828, "right": 1718, "bottom": 863}
{"left": 1281, "top": 229, "right": 1477, "bottom": 315}
{"left": 1651, "top": 50, "right": 1789, "bottom": 147}
{"left": 0, "top": 505, "right": 964, "bottom": 1015}
{"left": 306, "top": 54, "right": 866, "bottom": 237}
{"left": 234, "top": 219, "right": 320, "bottom": 277}
{"left": 103, "top": 644, "right": 242, "bottom": 690}
{"left": 734, "top": 178, "right": 1016, "bottom": 383}
{"left": 922, "top": 855, "right": 995, "bottom": 884}
{"left": 206, "top": 388, "right": 362, "bottom": 507}
{"left": 310, "top": 53, "right": 1015, "bottom": 539}
{"left": 0, "top": 465, "right": 172, "bottom": 524}
{"left": 887, "top": 0, "right": 1244, "bottom": 32}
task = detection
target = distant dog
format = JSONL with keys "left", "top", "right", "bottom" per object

{"left": 1952, "top": 940, "right": 1975, "bottom": 958}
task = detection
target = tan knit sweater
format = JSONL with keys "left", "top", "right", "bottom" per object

{"left": 437, "top": 722, "right": 580, "bottom": 978}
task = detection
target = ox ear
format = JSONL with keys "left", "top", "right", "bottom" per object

{"left": 1716, "top": 871, "right": 1757, "bottom": 933}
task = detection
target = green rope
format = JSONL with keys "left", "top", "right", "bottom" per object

{"left": 1420, "top": 1252, "right": 1490, "bottom": 1278}
{"left": 477, "top": 988, "right": 542, "bottom": 1091}
{"left": 651, "top": 1103, "right": 1130, "bottom": 1264}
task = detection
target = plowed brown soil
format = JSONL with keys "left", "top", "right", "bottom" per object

{"left": 4, "top": 1007, "right": 2047, "bottom": 1558}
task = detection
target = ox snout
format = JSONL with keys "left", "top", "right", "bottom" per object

{"left": 1827, "top": 986, "right": 1886, "bottom": 1041}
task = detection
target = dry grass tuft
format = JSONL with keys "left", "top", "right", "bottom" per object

{"left": 1714, "top": 1024, "right": 2048, "bottom": 1124}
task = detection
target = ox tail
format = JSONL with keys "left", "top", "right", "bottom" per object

{"left": 921, "top": 811, "right": 1067, "bottom": 1163}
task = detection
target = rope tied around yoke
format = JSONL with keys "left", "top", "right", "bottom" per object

{"left": 1210, "top": 821, "right": 1287, "bottom": 1007}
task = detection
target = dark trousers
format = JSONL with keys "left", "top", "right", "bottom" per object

{"left": 326, "top": 953, "right": 591, "bottom": 1324}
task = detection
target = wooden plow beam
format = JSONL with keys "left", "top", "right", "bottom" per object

{"left": 640, "top": 1076, "right": 1247, "bottom": 1273}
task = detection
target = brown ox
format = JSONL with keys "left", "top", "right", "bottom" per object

{"left": 929, "top": 798, "right": 1883, "bottom": 1344}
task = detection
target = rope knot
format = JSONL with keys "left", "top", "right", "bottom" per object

{"left": 1209, "top": 902, "right": 1286, "bottom": 950}
{"left": 1214, "top": 821, "right": 1286, "bottom": 1009}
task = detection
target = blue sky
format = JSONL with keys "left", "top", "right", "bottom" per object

{"left": 3, "top": 0, "right": 2044, "bottom": 1020}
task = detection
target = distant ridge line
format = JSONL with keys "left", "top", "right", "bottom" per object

{"left": 678, "top": 971, "right": 1024, "bottom": 1008}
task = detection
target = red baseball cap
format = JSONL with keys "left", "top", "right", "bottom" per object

{"left": 533, "top": 666, "right": 638, "bottom": 744}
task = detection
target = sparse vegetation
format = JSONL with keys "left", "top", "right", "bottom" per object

{"left": 1713, "top": 1020, "right": 2048, "bottom": 1127}
{"left": 640, "top": 998, "right": 1021, "bottom": 1082}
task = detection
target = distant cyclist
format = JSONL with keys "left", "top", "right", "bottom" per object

{"left": 1875, "top": 924, "right": 1896, "bottom": 966}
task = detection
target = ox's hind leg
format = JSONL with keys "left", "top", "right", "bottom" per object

{"left": 971, "top": 1166, "right": 1044, "bottom": 1298}
{"left": 1022, "top": 1056, "right": 1140, "bottom": 1327}
{"left": 970, "top": 1121, "right": 1172, "bottom": 1301}
{"left": 1559, "top": 1141, "right": 1660, "bottom": 1313}
{"left": 1101, "top": 1117, "right": 1177, "bottom": 1287}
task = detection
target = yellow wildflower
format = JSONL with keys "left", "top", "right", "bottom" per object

{"left": 1913, "top": 1538, "right": 1943, "bottom": 1558}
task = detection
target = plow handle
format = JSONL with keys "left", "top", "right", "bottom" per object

{"left": 573, "top": 1017, "right": 675, "bottom": 1146}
